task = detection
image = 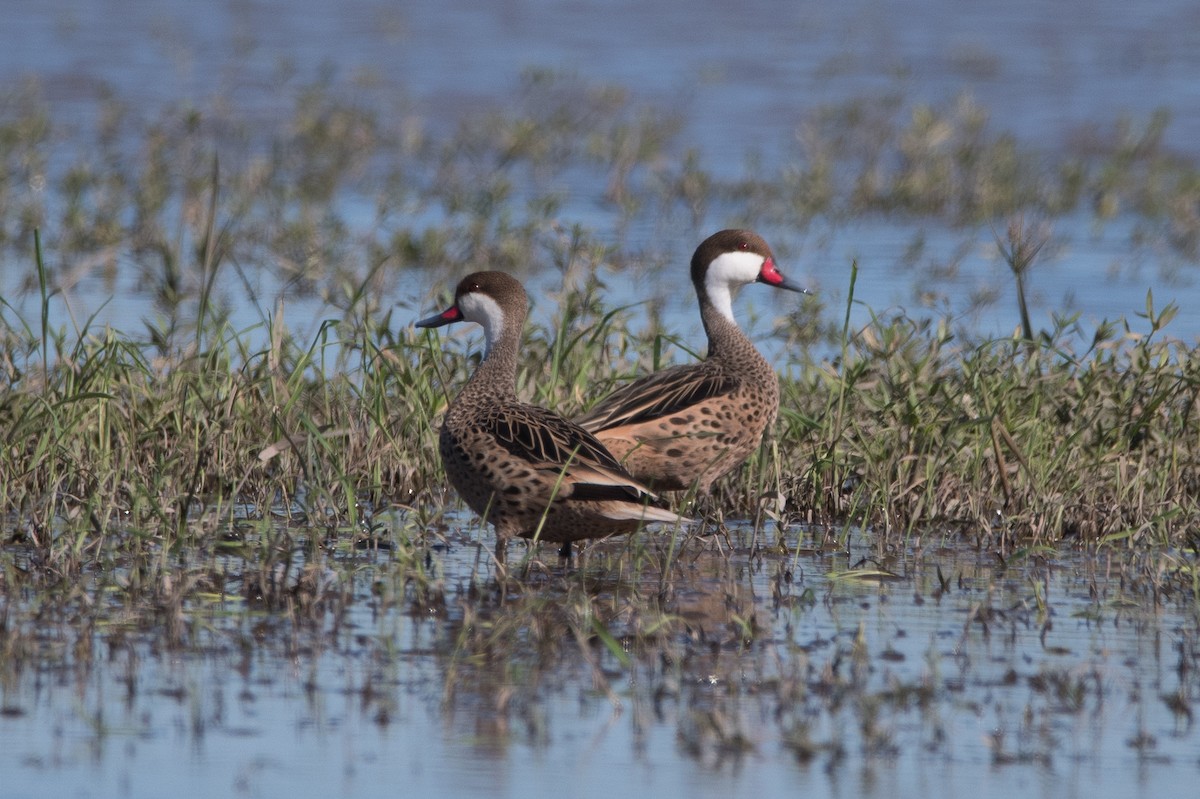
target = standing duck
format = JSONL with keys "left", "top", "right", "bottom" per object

{"left": 416, "top": 271, "right": 689, "bottom": 561}
{"left": 575, "top": 229, "right": 808, "bottom": 494}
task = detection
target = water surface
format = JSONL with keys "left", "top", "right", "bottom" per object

{"left": 2, "top": 1, "right": 1200, "bottom": 344}
{"left": 2, "top": 523, "right": 1196, "bottom": 798}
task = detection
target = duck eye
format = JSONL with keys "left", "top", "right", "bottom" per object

{"left": 738, "top": 241, "right": 749, "bottom": 251}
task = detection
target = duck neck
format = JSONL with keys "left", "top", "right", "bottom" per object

{"left": 698, "top": 290, "right": 751, "bottom": 360}
{"left": 458, "top": 319, "right": 521, "bottom": 404}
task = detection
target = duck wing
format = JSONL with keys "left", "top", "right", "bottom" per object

{"left": 574, "top": 363, "right": 738, "bottom": 432}
{"left": 482, "top": 405, "right": 660, "bottom": 504}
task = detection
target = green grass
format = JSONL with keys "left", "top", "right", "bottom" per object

{"left": 774, "top": 289, "right": 1200, "bottom": 548}
{"left": 2, "top": 225, "right": 1198, "bottom": 559}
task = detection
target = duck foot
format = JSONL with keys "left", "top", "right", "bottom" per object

{"left": 493, "top": 538, "right": 510, "bottom": 576}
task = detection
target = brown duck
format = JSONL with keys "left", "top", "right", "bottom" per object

{"left": 416, "top": 270, "right": 689, "bottom": 560}
{"left": 575, "top": 229, "right": 808, "bottom": 494}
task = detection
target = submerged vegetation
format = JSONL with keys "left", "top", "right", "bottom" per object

{"left": 2, "top": 71, "right": 1200, "bottom": 782}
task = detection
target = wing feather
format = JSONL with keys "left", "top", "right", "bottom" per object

{"left": 575, "top": 364, "right": 738, "bottom": 432}
{"left": 468, "top": 405, "right": 692, "bottom": 520}
{"left": 485, "top": 407, "right": 623, "bottom": 470}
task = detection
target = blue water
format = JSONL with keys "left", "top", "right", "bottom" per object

{"left": 3, "top": 0, "right": 1200, "bottom": 349}
{"left": 8, "top": 0, "right": 1200, "bottom": 160}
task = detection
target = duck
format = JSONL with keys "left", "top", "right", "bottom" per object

{"left": 416, "top": 270, "right": 690, "bottom": 562}
{"left": 574, "top": 229, "right": 808, "bottom": 495}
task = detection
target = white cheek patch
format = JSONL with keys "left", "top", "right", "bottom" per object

{"left": 705, "top": 251, "right": 764, "bottom": 323}
{"left": 458, "top": 292, "right": 506, "bottom": 355}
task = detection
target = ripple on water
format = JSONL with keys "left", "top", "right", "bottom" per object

{"left": 1, "top": 520, "right": 1197, "bottom": 798}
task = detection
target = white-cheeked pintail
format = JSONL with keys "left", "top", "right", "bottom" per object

{"left": 575, "top": 229, "right": 809, "bottom": 494}
{"left": 416, "top": 270, "right": 690, "bottom": 560}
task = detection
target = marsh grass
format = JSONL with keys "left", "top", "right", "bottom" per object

{"left": 776, "top": 284, "right": 1200, "bottom": 551}
{"left": 2, "top": 117, "right": 1200, "bottom": 609}
{"left": 3, "top": 72, "right": 1200, "bottom": 779}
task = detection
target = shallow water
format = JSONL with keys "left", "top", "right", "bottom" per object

{"left": 1, "top": 521, "right": 1197, "bottom": 798}
{"left": 7, "top": 0, "right": 1200, "bottom": 160}
{"left": 2, "top": 1, "right": 1200, "bottom": 346}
